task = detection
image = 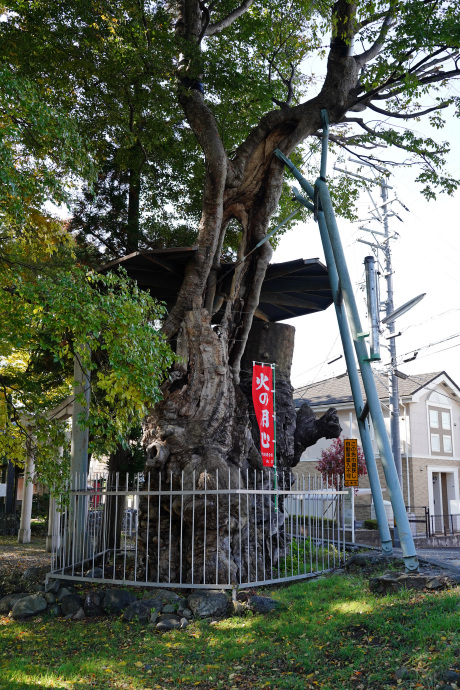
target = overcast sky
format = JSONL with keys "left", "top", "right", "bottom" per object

{"left": 273, "top": 107, "right": 460, "bottom": 394}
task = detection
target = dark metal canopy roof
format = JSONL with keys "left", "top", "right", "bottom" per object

{"left": 100, "top": 247, "right": 333, "bottom": 322}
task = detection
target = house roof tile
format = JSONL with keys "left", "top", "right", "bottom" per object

{"left": 293, "top": 371, "right": 446, "bottom": 408}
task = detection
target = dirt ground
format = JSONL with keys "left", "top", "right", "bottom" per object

{"left": 0, "top": 535, "right": 50, "bottom": 573}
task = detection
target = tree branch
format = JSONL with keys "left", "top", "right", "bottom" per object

{"left": 366, "top": 101, "right": 450, "bottom": 119}
{"left": 205, "top": 0, "right": 255, "bottom": 37}
{"left": 355, "top": 5, "right": 397, "bottom": 68}
{"left": 351, "top": 64, "right": 460, "bottom": 107}
{"left": 407, "top": 47, "right": 452, "bottom": 76}
{"left": 357, "top": 11, "right": 388, "bottom": 31}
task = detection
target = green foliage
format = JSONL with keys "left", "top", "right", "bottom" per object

{"left": 0, "top": 64, "right": 92, "bottom": 228}
{"left": 278, "top": 537, "right": 339, "bottom": 577}
{"left": 363, "top": 518, "right": 379, "bottom": 530}
{"left": 31, "top": 492, "right": 50, "bottom": 521}
{"left": 0, "top": 241, "right": 175, "bottom": 492}
{"left": 1, "top": 0, "right": 459, "bottom": 262}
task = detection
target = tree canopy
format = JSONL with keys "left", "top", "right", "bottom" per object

{"left": 5, "top": 0, "right": 458, "bottom": 266}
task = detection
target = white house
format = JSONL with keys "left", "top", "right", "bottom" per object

{"left": 293, "top": 371, "right": 460, "bottom": 532}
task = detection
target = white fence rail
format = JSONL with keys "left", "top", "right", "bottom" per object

{"left": 48, "top": 470, "right": 346, "bottom": 590}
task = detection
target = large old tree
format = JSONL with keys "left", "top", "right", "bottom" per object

{"left": 2, "top": 0, "right": 459, "bottom": 580}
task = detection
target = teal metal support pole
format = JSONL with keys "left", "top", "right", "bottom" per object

{"left": 293, "top": 188, "right": 393, "bottom": 554}
{"left": 275, "top": 149, "right": 315, "bottom": 200}
{"left": 316, "top": 178, "right": 418, "bottom": 571}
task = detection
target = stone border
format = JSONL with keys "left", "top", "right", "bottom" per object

{"left": 0, "top": 567, "right": 283, "bottom": 628}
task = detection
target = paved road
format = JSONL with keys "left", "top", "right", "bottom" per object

{"left": 394, "top": 546, "right": 460, "bottom": 575}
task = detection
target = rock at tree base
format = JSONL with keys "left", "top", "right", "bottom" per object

{"left": 346, "top": 552, "right": 404, "bottom": 572}
{"left": 122, "top": 598, "right": 163, "bottom": 623}
{"left": 369, "top": 571, "right": 450, "bottom": 594}
{"left": 45, "top": 580, "right": 60, "bottom": 594}
{"left": 46, "top": 604, "right": 60, "bottom": 617}
{"left": 102, "top": 589, "right": 137, "bottom": 613}
{"left": 84, "top": 567, "right": 104, "bottom": 579}
{"left": 162, "top": 603, "right": 177, "bottom": 613}
{"left": 156, "top": 618, "right": 181, "bottom": 631}
{"left": 83, "top": 590, "right": 105, "bottom": 617}
{"left": 0, "top": 593, "right": 29, "bottom": 614}
{"left": 443, "top": 670, "right": 460, "bottom": 684}
{"left": 56, "top": 587, "right": 75, "bottom": 602}
{"left": 143, "top": 588, "right": 181, "bottom": 602}
{"left": 73, "top": 607, "right": 85, "bottom": 621}
{"left": 11, "top": 593, "right": 47, "bottom": 619}
{"left": 248, "top": 595, "right": 282, "bottom": 614}
{"left": 60, "top": 594, "right": 84, "bottom": 616}
{"left": 187, "top": 590, "right": 229, "bottom": 618}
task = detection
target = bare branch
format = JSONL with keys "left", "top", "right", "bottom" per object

{"left": 205, "top": 0, "right": 255, "bottom": 37}
{"left": 407, "top": 47, "right": 452, "bottom": 76}
{"left": 329, "top": 134, "right": 380, "bottom": 149}
{"left": 351, "top": 65, "right": 460, "bottom": 107}
{"left": 269, "top": 61, "right": 297, "bottom": 108}
{"left": 340, "top": 117, "right": 381, "bottom": 138}
{"left": 366, "top": 101, "right": 450, "bottom": 119}
{"left": 357, "top": 11, "right": 388, "bottom": 31}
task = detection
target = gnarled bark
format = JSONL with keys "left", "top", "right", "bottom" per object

{"left": 139, "top": 320, "right": 340, "bottom": 583}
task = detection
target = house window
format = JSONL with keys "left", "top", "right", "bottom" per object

{"left": 429, "top": 406, "right": 453, "bottom": 456}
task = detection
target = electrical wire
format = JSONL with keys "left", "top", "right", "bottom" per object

{"left": 401, "top": 308, "right": 460, "bottom": 333}
{"left": 395, "top": 332, "right": 460, "bottom": 364}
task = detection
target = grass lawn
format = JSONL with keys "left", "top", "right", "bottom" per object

{"left": 1, "top": 571, "right": 459, "bottom": 690}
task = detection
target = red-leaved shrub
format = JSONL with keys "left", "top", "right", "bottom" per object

{"left": 316, "top": 437, "right": 367, "bottom": 490}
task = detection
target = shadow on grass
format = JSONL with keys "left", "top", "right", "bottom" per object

{"left": 0, "top": 574, "right": 459, "bottom": 689}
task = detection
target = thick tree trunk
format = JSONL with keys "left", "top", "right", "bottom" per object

{"left": 139, "top": 319, "right": 340, "bottom": 584}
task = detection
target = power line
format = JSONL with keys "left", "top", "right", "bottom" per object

{"left": 395, "top": 332, "right": 460, "bottom": 363}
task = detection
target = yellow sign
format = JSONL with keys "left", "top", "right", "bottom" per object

{"left": 344, "top": 439, "right": 359, "bottom": 487}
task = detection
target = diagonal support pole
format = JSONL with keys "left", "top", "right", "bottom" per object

{"left": 276, "top": 158, "right": 394, "bottom": 557}
{"left": 274, "top": 113, "right": 419, "bottom": 569}
{"left": 314, "top": 110, "right": 418, "bottom": 571}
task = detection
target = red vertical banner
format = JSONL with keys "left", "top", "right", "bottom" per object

{"left": 252, "top": 364, "right": 275, "bottom": 467}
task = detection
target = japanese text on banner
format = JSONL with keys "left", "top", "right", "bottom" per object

{"left": 252, "top": 364, "right": 275, "bottom": 467}
{"left": 344, "top": 439, "right": 359, "bottom": 487}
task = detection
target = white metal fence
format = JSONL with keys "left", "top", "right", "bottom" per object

{"left": 48, "top": 470, "right": 346, "bottom": 590}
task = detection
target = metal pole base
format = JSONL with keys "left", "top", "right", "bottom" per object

{"left": 381, "top": 540, "right": 393, "bottom": 555}
{"left": 404, "top": 555, "right": 419, "bottom": 572}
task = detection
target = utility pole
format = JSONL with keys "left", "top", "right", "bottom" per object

{"left": 336, "top": 161, "right": 405, "bottom": 491}
{"left": 381, "top": 181, "right": 403, "bottom": 490}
